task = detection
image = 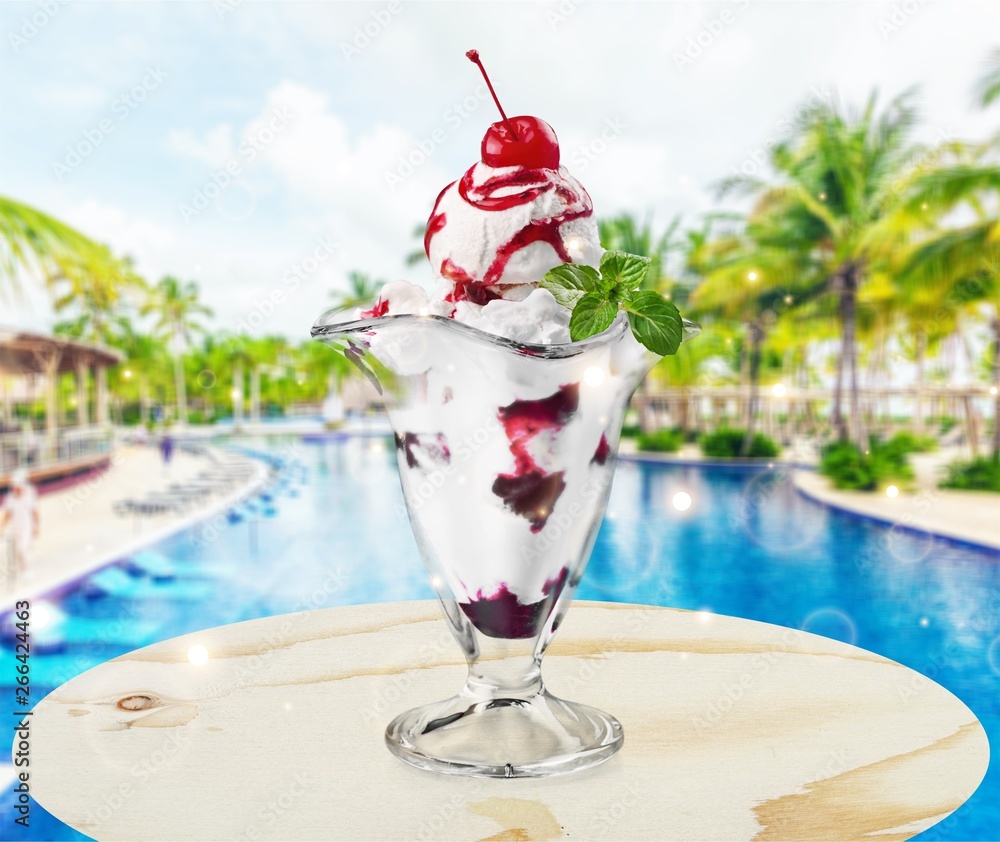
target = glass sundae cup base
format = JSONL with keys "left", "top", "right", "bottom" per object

{"left": 385, "top": 685, "right": 623, "bottom": 778}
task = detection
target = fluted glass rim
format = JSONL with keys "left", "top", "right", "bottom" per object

{"left": 311, "top": 306, "right": 701, "bottom": 360}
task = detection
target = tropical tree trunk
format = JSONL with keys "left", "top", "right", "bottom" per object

{"left": 831, "top": 323, "right": 846, "bottom": 441}
{"left": 139, "top": 375, "right": 150, "bottom": 426}
{"left": 173, "top": 352, "right": 187, "bottom": 425}
{"left": 678, "top": 389, "right": 690, "bottom": 433}
{"left": 251, "top": 367, "right": 261, "bottom": 426}
{"left": 839, "top": 266, "right": 864, "bottom": 447}
{"left": 991, "top": 310, "right": 1000, "bottom": 463}
{"left": 233, "top": 359, "right": 244, "bottom": 432}
{"left": 914, "top": 329, "right": 927, "bottom": 433}
{"left": 638, "top": 377, "right": 654, "bottom": 434}
{"left": 741, "top": 320, "right": 763, "bottom": 456}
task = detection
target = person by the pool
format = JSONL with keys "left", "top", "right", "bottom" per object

{"left": 160, "top": 432, "right": 173, "bottom": 472}
{"left": 1, "top": 468, "right": 40, "bottom": 585}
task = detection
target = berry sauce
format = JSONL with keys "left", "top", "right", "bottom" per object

{"left": 395, "top": 432, "right": 451, "bottom": 469}
{"left": 424, "top": 182, "right": 453, "bottom": 258}
{"left": 592, "top": 433, "right": 611, "bottom": 465}
{"left": 492, "top": 383, "right": 579, "bottom": 531}
{"left": 462, "top": 166, "right": 592, "bottom": 286}
{"left": 359, "top": 297, "right": 389, "bottom": 319}
{"left": 424, "top": 164, "right": 593, "bottom": 292}
{"left": 459, "top": 566, "right": 570, "bottom": 639}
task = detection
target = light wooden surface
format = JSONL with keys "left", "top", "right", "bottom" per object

{"left": 32, "top": 600, "right": 989, "bottom": 841}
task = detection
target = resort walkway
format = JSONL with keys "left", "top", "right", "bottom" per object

{"left": 1, "top": 443, "right": 268, "bottom": 608}
{"left": 795, "top": 451, "right": 1000, "bottom": 551}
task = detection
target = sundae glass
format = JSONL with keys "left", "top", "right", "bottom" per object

{"left": 313, "top": 52, "right": 698, "bottom": 777}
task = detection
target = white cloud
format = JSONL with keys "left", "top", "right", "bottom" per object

{"left": 64, "top": 199, "right": 177, "bottom": 280}
{"left": 33, "top": 83, "right": 108, "bottom": 111}
{"left": 167, "top": 124, "right": 235, "bottom": 166}
{"left": 213, "top": 81, "right": 448, "bottom": 289}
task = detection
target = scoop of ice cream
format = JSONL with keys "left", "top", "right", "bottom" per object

{"left": 424, "top": 162, "right": 602, "bottom": 298}
{"left": 357, "top": 279, "right": 429, "bottom": 319}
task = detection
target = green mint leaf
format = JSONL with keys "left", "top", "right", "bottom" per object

{"left": 540, "top": 264, "right": 601, "bottom": 308}
{"left": 569, "top": 293, "right": 617, "bottom": 342}
{"left": 600, "top": 250, "right": 652, "bottom": 291}
{"left": 610, "top": 282, "right": 635, "bottom": 302}
{"left": 623, "top": 290, "right": 683, "bottom": 355}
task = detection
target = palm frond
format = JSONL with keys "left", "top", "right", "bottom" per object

{"left": 975, "top": 48, "right": 1000, "bottom": 108}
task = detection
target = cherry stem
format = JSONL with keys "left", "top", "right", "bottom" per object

{"left": 466, "top": 49, "right": 518, "bottom": 140}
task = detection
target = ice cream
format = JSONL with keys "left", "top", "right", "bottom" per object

{"left": 357, "top": 151, "right": 603, "bottom": 344}
{"left": 424, "top": 160, "right": 602, "bottom": 298}
{"left": 356, "top": 58, "right": 604, "bottom": 345}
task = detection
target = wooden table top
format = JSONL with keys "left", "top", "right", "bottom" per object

{"left": 31, "top": 600, "right": 989, "bottom": 841}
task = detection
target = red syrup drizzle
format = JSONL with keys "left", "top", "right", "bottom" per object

{"left": 492, "top": 383, "right": 579, "bottom": 532}
{"left": 459, "top": 566, "right": 569, "bottom": 639}
{"left": 423, "top": 165, "right": 593, "bottom": 299}
{"left": 359, "top": 297, "right": 389, "bottom": 319}
{"left": 423, "top": 182, "right": 453, "bottom": 258}
{"left": 592, "top": 433, "right": 611, "bottom": 465}
{"left": 459, "top": 166, "right": 594, "bottom": 286}
{"left": 439, "top": 258, "right": 474, "bottom": 284}
{"left": 445, "top": 279, "right": 502, "bottom": 307}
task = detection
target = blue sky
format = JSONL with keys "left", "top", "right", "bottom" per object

{"left": 1, "top": 0, "right": 998, "bottom": 339}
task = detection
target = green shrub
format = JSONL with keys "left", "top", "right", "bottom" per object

{"left": 887, "top": 431, "right": 937, "bottom": 453}
{"left": 820, "top": 441, "right": 876, "bottom": 490}
{"left": 939, "top": 457, "right": 1000, "bottom": 492}
{"left": 620, "top": 424, "right": 642, "bottom": 438}
{"left": 637, "top": 428, "right": 683, "bottom": 453}
{"left": 700, "top": 428, "right": 780, "bottom": 459}
{"left": 820, "top": 438, "right": 915, "bottom": 491}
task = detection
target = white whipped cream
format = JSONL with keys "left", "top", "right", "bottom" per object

{"left": 361, "top": 281, "right": 574, "bottom": 345}
{"left": 454, "top": 288, "right": 571, "bottom": 345}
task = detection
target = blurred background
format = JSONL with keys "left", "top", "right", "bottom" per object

{"left": 1, "top": 2, "right": 998, "bottom": 840}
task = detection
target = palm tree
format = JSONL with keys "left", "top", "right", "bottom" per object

{"left": 141, "top": 277, "right": 213, "bottom": 424}
{"left": 208, "top": 333, "right": 254, "bottom": 430}
{"left": 883, "top": 55, "right": 1000, "bottom": 458}
{"left": 295, "top": 335, "right": 352, "bottom": 401}
{"left": 691, "top": 212, "right": 814, "bottom": 452}
{"left": 329, "top": 271, "right": 383, "bottom": 311}
{"left": 51, "top": 255, "right": 147, "bottom": 344}
{"left": 0, "top": 196, "right": 143, "bottom": 325}
{"left": 716, "top": 91, "right": 938, "bottom": 443}
{"left": 107, "top": 319, "right": 171, "bottom": 426}
{"left": 898, "top": 176, "right": 1000, "bottom": 457}
{"left": 597, "top": 213, "right": 694, "bottom": 431}
{"left": 598, "top": 213, "right": 682, "bottom": 293}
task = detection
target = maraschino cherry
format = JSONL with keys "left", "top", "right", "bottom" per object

{"left": 466, "top": 50, "right": 560, "bottom": 170}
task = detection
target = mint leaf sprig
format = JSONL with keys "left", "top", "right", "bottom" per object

{"left": 540, "top": 250, "right": 684, "bottom": 355}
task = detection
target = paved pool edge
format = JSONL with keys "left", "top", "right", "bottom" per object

{"left": 0, "top": 451, "right": 269, "bottom": 612}
{"left": 794, "top": 470, "right": 1000, "bottom": 553}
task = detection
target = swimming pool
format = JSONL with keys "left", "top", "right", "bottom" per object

{"left": 2, "top": 435, "right": 998, "bottom": 840}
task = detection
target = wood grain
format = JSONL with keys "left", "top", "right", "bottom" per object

{"left": 30, "top": 601, "right": 988, "bottom": 841}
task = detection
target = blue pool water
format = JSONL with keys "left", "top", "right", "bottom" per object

{"left": 2, "top": 435, "right": 998, "bottom": 840}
